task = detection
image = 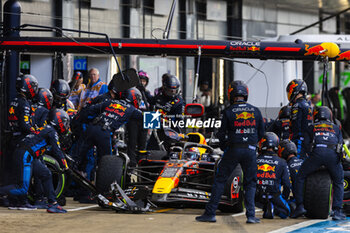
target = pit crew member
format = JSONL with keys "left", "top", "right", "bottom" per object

{"left": 278, "top": 139, "right": 302, "bottom": 199}
{"left": 292, "top": 106, "right": 345, "bottom": 220}
{"left": 8, "top": 74, "right": 39, "bottom": 146}
{"left": 256, "top": 132, "right": 291, "bottom": 219}
{"left": 196, "top": 80, "right": 265, "bottom": 224}
{"left": 74, "top": 94, "right": 142, "bottom": 170}
{"left": 286, "top": 79, "right": 313, "bottom": 160}
{"left": 269, "top": 105, "right": 291, "bottom": 140}
{"left": 123, "top": 87, "right": 147, "bottom": 167}
{"left": 0, "top": 109, "right": 70, "bottom": 213}
{"left": 50, "top": 79, "right": 74, "bottom": 111}
{"left": 149, "top": 74, "right": 184, "bottom": 117}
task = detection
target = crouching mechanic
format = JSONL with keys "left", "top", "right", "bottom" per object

{"left": 278, "top": 140, "right": 303, "bottom": 201}
{"left": 256, "top": 132, "right": 291, "bottom": 219}
{"left": 0, "top": 109, "right": 69, "bottom": 213}
{"left": 196, "top": 80, "right": 265, "bottom": 224}
{"left": 292, "top": 106, "right": 345, "bottom": 220}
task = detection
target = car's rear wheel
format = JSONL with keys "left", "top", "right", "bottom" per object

{"left": 96, "top": 155, "right": 124, "bottom": 195}
{"left": 304, "top": 169, "right": 332, "bottom": 219}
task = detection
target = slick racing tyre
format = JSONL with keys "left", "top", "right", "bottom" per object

{"left": 28, "top": 155, "right": 66, "bottom": 204}
{"left": 343, "top": 171, "right": 350, "bottom": 200}
{"left": 43, "top": 155, "right": 66, "bottom": 200}
{"left": 96, "top": 155, "right": 124, "bottom": 194}
{"left": 219, "top": 164, "right": 244, "bottom": 213}
{"left": 304, "top": 168, "right": 332, "bottom": 219}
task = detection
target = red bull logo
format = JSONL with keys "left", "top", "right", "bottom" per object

{"left": 9, "top": 106, "right": 15, "bottom": 114}
{"left": 257, "top": 164, "right": 275, "bottom": 172}
{"left": 304, "top": 43, "right": 340, "bottom": 58}
{"left": 109, "top": 103, "right": 126, "bottom": 111}
{"left": 314, "top": 123, "right": 332, "bottom": 128}
{"left": 248, "top": 46, "right": 260, "bottom": 51}
{"left": 236, "top": 112, "right": 254, "bottom": 120}
{"left": 304, "top": 44, "right": 325, "bottom": 56}
{"left": 337, "top": 50, "right": 350, "bottom": 61}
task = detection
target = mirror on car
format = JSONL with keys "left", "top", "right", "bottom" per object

{"left": 184, "top": 103, "right": 204, "bottom": 117}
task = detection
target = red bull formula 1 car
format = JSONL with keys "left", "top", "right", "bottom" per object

{"left": 96, "top": 130, "right": 244, "bottom": 213}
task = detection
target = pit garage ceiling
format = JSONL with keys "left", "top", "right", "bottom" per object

{"left": 244, "top": 0, "right": 350, "bottom": 14}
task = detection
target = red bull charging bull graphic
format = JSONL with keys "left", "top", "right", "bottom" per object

{"left": 106, "top": 103, "right": 127, "bottom": 116}
{"left": 236, "top": 112, "right": 255, "bottom": 120}
{"left": 257, "top": 164, "right": 276, "bottom": 172}
{"left": 337, "top": 50, "right": 350, "bottom": 61}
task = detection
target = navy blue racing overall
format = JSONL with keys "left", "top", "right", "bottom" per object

{"left": 287, "top": 156, "right": 303, "bottom": 198}
{"left": 8, "top": 94, "right": 37, "bottom": 146}
{"left": 256, "top": 151, "right": 291, "bottom": 218}
{"left": 205, "top": 101, "right": 265, "bottom": 218}
{"left": 290, "top": 97, "right": 313, "bottom": 160}
{"left": 269, "top": 118, "right": 290, "bottom": 140}
{"left": 294, "top": 120, "right": 344, "bottom": 211}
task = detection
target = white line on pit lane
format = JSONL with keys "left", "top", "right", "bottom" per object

{"left": 66, "top": 205, "right": 99, "bottom": 212}
{"left": 268, "top": 219, "right": 328, "bottom": 233}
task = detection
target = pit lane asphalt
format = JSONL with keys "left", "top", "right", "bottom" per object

{"left": 0, "top": 198, "right": 315, "bottom": 233}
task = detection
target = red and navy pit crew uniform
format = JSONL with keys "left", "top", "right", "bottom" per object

{"left": 290, "top": 97, "right": 313, "bottom": 160}
{"left": 8, "top": 94, "right": 37, "bottom": 145}
{"left": 286, "top": 156, "right": 303, "bottom": 198}
{"left": 269, "top": 118, "right": 290, "bottom": 140}
{"left": 30, "top": 104, "right": 50, "bottom": 201}
{"left": 75, "top": 99, "right": 142, "bottom": 170}
{"left": 32, "top": 105, "right": 49, "bottom": 128}
{"left": 0, "top": 125, "right": 66, "bottom": 203}
{"left": 256, "top": 151, "right": 291, "bottom": 218}
{"left": 70, "top": 93, "right": 115, "bottom": 177}
{"left": 294, "top": 121, "right": 344, "bottom": 211}
{"left": 205, "top": 100, "right": 265, "bottom": 219}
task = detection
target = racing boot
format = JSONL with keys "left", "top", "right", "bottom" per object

{"left": 246, "top": 216, "right": 260, "bottom": 224}
{"left": 290, "top": 204, "right": 306, "bottom": 218}
{"left": 195, "top": 214, "right": 216, "bottom": 222}
{"left": 47, "top": 203, "right": 67, "bottom": 213}
{"left": 332, "top": 208, "right": 346, "bottom": 221}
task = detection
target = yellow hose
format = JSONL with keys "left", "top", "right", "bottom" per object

{"left": 343, "top": 144, "right": 350, "bottom": 159}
